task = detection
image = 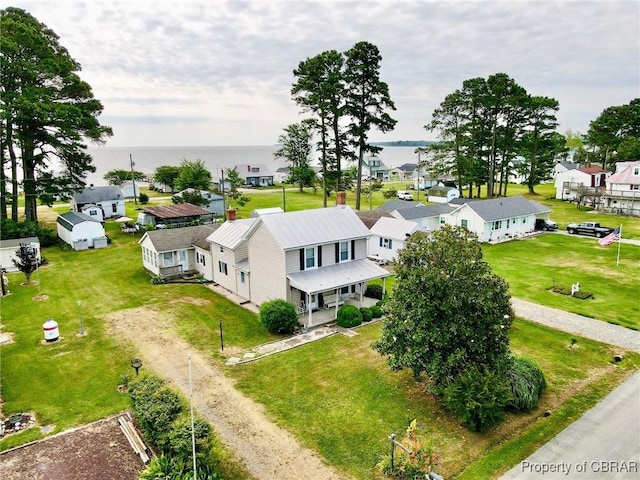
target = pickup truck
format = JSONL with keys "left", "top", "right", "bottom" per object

{"left": 566, "top": 222, "right": 614, "bottom": 238}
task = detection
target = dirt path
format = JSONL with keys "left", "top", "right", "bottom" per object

{"left": 106, "top": 306, "right": 348, "bottom": 480}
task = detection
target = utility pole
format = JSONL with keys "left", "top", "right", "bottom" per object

{"left": 130, "top": 154, "right": 137, "bottom": 205}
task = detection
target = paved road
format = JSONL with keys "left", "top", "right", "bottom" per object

{"left": 501, "top": 300, "right": 640, "bottom": 479}
{"left": 501, "top": 371, "right": 640, "bottom": 480}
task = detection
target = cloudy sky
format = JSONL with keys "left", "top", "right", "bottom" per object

{"left": 11, "top": 0, "right": 640, "bottom": 147}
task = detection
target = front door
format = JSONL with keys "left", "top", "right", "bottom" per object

{"left": 178, "top": 250, "right": 188, "bottom": 271}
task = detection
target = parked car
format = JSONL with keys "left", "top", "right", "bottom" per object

{"left": 566, "top": 222, "right": 614, "bottom": 238}
{"left": 397, "top": 190, "right": 413, "bottom": 201}
{"left": 535, "top": 219, "right": 558, "bottom": 231}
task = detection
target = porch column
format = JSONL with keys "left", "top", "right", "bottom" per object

{"left": 307, "top": 292, "right": 312, "bottom": 327}
{"left": 359, "top": 282, "right": 364, "bottom": 308}
{"left": 334, "top": 288, "right": 339, "bottom": 320}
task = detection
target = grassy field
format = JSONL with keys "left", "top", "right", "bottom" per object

{"left": 483, "top": 234, "right": 640, "bottom": 330}
{"left": 1, "top": 186, "right": 638, "bottom": 477}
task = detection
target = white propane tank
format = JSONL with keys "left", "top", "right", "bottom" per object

{"left": 43, "top": 318, "right": 59, "bottom": 342}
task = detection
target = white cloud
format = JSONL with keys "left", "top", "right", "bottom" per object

{"left": 10, "top": 0, "right": 640, "bottom": 146}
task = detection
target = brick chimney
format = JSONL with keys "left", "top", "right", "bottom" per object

{"left": 336, "top": 191, "right": 346, "bottom": 206}
{"left": 226, "top": 208, "right": 236, "bottom": 221}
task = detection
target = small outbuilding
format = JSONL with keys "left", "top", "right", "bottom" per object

{"left": 427, "top": 185, "right": 460, "bottom": 204}
{"left": 57, "top": 211, "right": 107, "bottom": 250}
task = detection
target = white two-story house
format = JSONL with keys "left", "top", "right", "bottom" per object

{"left": 601, "top": 161, "right": 640, "bottom": 216}
{"left": 207, "top": 193, "right": 390, "bottom": 327}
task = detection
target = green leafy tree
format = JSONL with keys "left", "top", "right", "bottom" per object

{"left": 584, "top": 98, "right": 640, "bottom": 170}
{"left": 223, "top": 167, "right": 250, "bottom": 209}
{"left": 174, "top": 159, "right": 212, "bottom": 192}
{"left": 274, "top": 121, "right": 315, "bottom": 192}
{"left": 292, "top": 50, "right": 348, "bottom": 205}
{"left": 11, "top": 243, "right": 39, "bottom": 282}
{"left": 103, "top": 169, "right": 145, "bottom": 186}
{"left": 0, "top": 7, "right": 112, "bottom": 221}
{"left": 172, "top": 190, "right": 209, "bottom": 208}
{"left": 373, "top": 225, "right": 513, "bottom": 394}
{"left": 343, "top": 41, "right": 397, "bottom": 210}
{"left": 153, "top": 165, "right": 181, "bottom": 192}
{"left": 519, "top": 95, "right": 565, "bottom": 193}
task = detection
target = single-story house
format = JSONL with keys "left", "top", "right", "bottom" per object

{"left": 79, "top": 203, "right": 105, "bottom": 222}
{"left": 139, "top": 224, "right": 219, "bottom": 279}
{"left": 137, "top": 203, "right": 216, "bottom": 229}
{"left": 601, "top": 160, "right": 640, "bottom": 216}
{"left": 553, "top": 161, "right": 581, "bottom": 179}
{"left": 121, "top": 181, "right": 141, "bottom": 199}
{"left": 173, "top": 189, "right": 225, "bottom": 216}
{"left": 57, "top": 211, "right": 107, "bottom": 250}
{"left": 427, "top": 185, "right": 460, "bottom": 204}
{"left": 274, "top": 167, "right": 291, "bottom": 184}
{"left": 447, "top": 196, "right": 551, "bottom": 243}
{"left": 368, "top": 217, "right": 419, "bottom": 264}
{"left": 389, "top": 163, "right": 416, "bottom": 181}
{"left": 71, "top": 186, "right": 125, "bottom": 220}
{"left": 0, "top": 237, "right": 41, "bottom": 272}
{"left": 392, "top": 204, "right": 457, "bottom": 232}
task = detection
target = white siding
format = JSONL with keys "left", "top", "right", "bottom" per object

{"left": 248, "top": 224, "right": 287, "bottom": 305}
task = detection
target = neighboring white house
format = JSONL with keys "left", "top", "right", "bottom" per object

{"left": 139, "top": 224, "right": 218, "bottom": 279}
{"left": 207, "top": 194, "right": 390, "bottom": 327}
{"left": 601, "top": 160, "right": 640, "bottom": 216}
{"left": 553, "top": 161, "right": 581, "bottom": 179}
{"left": 0, "top": 237, "right": 40, "bottom": 272}
{"left": 447, "top": 196, "right": 551, "bottom": 243}
{"left": 363, "top": 157, "right": 392, "bottom": 180}
{"left": 427, "top": 185, "right": 460, "bottom": 203}
{"left": 56, "top": 211, "right": 107, "bottom": 250}
{"left": 555, "top": 166, "right": 608, "bottom": 201}
{"left": 368, "top": 217, "right": 419, "bottom": 263}
{"left": 236, "top": 164, "right": 274, "bottom": 186}
{"left": 173, "top": 189, "right": 225, "bottom": 216}
{"left": 79, "top": 203, "right": 104, "bottom": 222}
{"left": 389, "top": 163, "right": 416, "bottom": 181}
{"left": 508, "top": 158, "right": 527, "bottom": 184}
{"left": 391, "top": 204, "right": 457, "bottom": 232}
{"left": 121, "top": 181, "right": 141, "bottom": 199}
{"left": 71, "top": 186, "right": 125, "bottom": 220}
{"left": 274, "top": 167, "right": 291, "bottom": 184}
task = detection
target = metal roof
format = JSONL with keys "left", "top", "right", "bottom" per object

{"left": 142, "top": 203, "right": 212, "bottom": 219}
{"left": 379, "top": 199, "right": 425, "bottom": 212}
{"left": 288, "top": 258, "right": 390, "bottom": 294}
{"left": 0, "top": 237, "right": 39, "bottom": 249}
{"left": 463, "top": 196, "right": 550, "bottom": 222}
{"left": 370, "top": 217, "right": 419, "bottom": 240}
{"left": 394, "top": 204, "right": 456, "bottom": 220}
{"left": 257, "top": 206, "right": 371, "bottom": 251}
{"left": 206, "top": 218, "right": 257, "bottom": 249}
{"left": 57, "top": 211, "right": 101, "bottom": 231}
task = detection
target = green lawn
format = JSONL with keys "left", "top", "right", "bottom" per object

{"left": 228, "top": 320, "right": 639, "bottom": 479}
{"left": 482, "top": 234, "right": 640, "bottom": 330}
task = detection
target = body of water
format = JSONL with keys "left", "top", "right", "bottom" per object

{"left": 83, "top": 145, "right": 422, "bottom": 186}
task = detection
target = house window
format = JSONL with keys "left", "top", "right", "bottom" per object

{"left": 112, "top": 203, "right": 117, "bottom": 213}
{"left": 461, "top": 219, "right": 468, "bottom": 229}
{"left": 632, "top": 185, "right": 639, "bottom": 191}
{"left": 340, "top": 286, "right": 349, "bottom": 295}
{"left": 522, "top": 217, "right": 526, "bottom": 224}
{"left": 163, "top": 252, "right": 173, "bottom": 266}
{"left": 339, "top": 241, "right": 349, "bottom": 262}
{"left": 492, "top": 220, "right": 503, "bottom": 231}
{"left": 506, "top": 219, "right": 510, "bottom": 228}
{"left": 382, "top": 238, "right": 393, "bottom": 249}
{"left": 219, "top": 246, "right": 224, "bottom": 253}
{"left": 633, "top": 166, "right": 639, "bottom": 175}
{"left": 89, "top": 210, "right": 97, "bottom": 216}
{"left": 251, "top": 167, "right": 259, "bottom": 172}
{"left": 240, "top": 272, "right": 245, "bottom": 283}
{"left": 218, "top": 261, "right": 228, "bottom": 275}
{"left": 440, "top": 217, "right": 446, "bottom": 225}
{"left": 305, "top": 247, "right": 316, "bottom": 269}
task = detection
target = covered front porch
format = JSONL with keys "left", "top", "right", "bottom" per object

{"left": 287, "top": 258, "right": 390, "bottom": 328}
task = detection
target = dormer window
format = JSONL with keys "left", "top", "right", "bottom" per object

{"left": 633, "top": 166, "right": 639, "bottom": 176}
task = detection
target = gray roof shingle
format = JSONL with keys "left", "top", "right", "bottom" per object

{"left": 464, "top": 196, "right": 550, "bottom": 221}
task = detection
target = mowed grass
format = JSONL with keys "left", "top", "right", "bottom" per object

{"left": 482, "top": 234, "right": 640, "bottom": 330}
{"left": 0, "top": 224, "right": 276, "bottom": 451}
{"left": 228, "top": 320, "right": 639, "bottom": 479}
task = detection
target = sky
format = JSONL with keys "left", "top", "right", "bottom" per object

{"left": 9, "top": 0, "right": 640, "bottom": 147}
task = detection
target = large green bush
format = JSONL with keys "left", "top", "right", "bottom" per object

{"left": 508, "top": 356, "right": 547, "bottom": 412}
{"left": 336, "top": 305, "right": 362, "bottom": 328}
{"left": 360, "top": 307, "right": 373, "bottom": 322}
{"left": 129, "top": 376, "right": 183, "bottom": 449}
{"left": 0, "top": 219, "right": 58, "bottom": 247}
{"left": 364, "top": 283, "right": 384, "bottom": 300}
{"left": 370, "top": 305, "right": 383, "bottom": 318}
{"left": 443, "top": 365, "right": 511, "bottom": 432}
{"left": 259, "top": 299, "right": 299, "bottom": 334}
